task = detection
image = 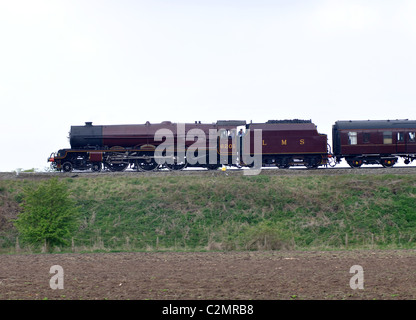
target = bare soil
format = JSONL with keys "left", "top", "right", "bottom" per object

{"left": 0, "top": 250, "right": 415, "bottom": 300}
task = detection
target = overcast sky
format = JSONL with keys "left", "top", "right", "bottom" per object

{"left": 1, "top": 0, "right": 416, "bottom": 171}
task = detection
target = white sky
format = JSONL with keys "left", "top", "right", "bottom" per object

{"left": 1, "top": 0, "right": 416, "bottom": 171}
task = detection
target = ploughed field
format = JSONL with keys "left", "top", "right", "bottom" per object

{"left": 0, "top": 250, "right": 415, "bottom": 300}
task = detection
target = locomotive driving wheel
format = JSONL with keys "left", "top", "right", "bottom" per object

{"left": 107, "top": 163, "right": 128, "bottom": 172}
{"left": 136, "top": 157, "right": 159, "bottom": 171}
{"left": 106, "top": 146, "right": 129, "bottom": 172}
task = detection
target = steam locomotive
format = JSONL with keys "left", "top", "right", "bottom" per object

{"left": 47, "top": 119, "right": 416, "bottom": 172}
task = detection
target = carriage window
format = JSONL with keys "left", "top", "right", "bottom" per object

{"left": 383, "top": 131, "right": 392, "bottom": 144}
{"left": 409, "top": 132, "right": 416, "bottom": 142}
{"left": 348, "top": 132, "right": 357, "bottom": 145}
{"left": 363, "top": 133, "right": 370, "bottom": 143}
{"left": 397, "top": 132, "right": 404, "bottom": 142}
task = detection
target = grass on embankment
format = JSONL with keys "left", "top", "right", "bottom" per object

{"left": 1, "top": 173, "right": 416, "bottom": 252}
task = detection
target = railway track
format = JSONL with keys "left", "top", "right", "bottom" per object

{"left": 2, "top": 166, "right": 416, "bottom": 180}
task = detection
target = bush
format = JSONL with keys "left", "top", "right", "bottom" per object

{"left": 14, "top": 178, "right": 80, "bottom": 252}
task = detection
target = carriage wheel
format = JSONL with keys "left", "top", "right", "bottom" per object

{"left": 348, "top": 159, "right": 362, "bottom": 168}
{"left": 381, "top": 159, "right": 396, "bottom": 168}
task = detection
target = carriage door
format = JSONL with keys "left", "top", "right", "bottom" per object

{"left": 396, "top": 132, "right": 406, "bottom": 153}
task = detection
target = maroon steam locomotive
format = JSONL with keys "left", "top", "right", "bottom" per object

{"left": 47, "top": 119, "right": 328, "bottom": 172}
{"left": 47, "top": 119, "right": 416, "bottom": 172}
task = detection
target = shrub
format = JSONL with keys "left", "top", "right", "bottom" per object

{"left": 14, "top": 178, "right": 80, "bottom": 252}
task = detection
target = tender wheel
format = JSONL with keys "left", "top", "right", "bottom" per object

{"left": 206, "top": 164, "right": 221, "bottom": 170}
{"left": 62, "top": 162, "right": 73, "bottom": 172}
{"left": 166, "top": 158, "right": 187, "bottom": 171}
{"left": 276, "top": 157, "right": 290, "bottom": 169}
{"left": 305, "top": 156, "right": 321, "bottom": 169}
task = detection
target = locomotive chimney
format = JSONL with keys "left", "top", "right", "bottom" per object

{"left": 85, "top": 122, "right": 93, "bottom": 126}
